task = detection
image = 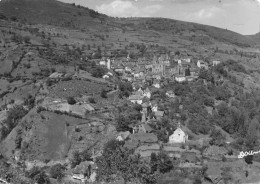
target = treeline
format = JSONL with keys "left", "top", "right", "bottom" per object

{"left": 95, "top": 139, "right": 204, "bottom": 183}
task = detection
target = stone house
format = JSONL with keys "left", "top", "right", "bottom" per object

{"left": 166, "top": 90, "right": 176, "bottom": 98}
{"left": 72, "top": 161, "right": 97, "bottom": 183}
{"left": 143, "top": 87, "right": 151, "bottom": 99}
{"left": 132, "top": 123, "right": 153, "bottom": 134}
{"left": 116, "top": 131, "right": 131, "bottom": 141}
{"left": 114, "top": 65, "right": 125, "bottom": 73}
{"left": 153, "top": 111, "right": 164, "bottom": 120}
{"left": 197, "top": 60, "right": 209, "bottom": 70}
{"left": 129, "top": 95, "right": 143, "bottom": 104}
{"left": 175, "top": 75, "right": 186, "bottom": 83}
{"left": 152, "top": 63, "right": 164, "bottom": 74}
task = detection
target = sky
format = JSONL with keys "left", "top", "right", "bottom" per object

{"left": 59, "top": 0, "right": 260, "bottom": 35}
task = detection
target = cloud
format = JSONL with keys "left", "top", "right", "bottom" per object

{"left": 96, "top": 0, "right": 162, "bottom": 17}
{"left": 196, "top": 7, "right": 220, "bottom": 19}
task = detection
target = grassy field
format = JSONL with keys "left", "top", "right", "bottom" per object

{"left": 48, "top": 79, "right": 111, "bottom": 98}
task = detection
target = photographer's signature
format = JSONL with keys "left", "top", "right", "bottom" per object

{"left": 238, "top": 150, "right": 260, "bottom": 158}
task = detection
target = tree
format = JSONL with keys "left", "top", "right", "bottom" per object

{"left": 100, "top": 89, "right": 107, "bottom": 98}
{"left": 3, "top": 105, "right": 28, "bottom": 131}
{"left": 150, "top": 153, "right": 158, "bottom": 173}
{"left": 204, "top": 96, "right": 214, "bottom": 107}
{"left": 103, "top": 139, "right": 122, "bottom": 154}
{"left": 185, "top": 68, "right": 190, "bottom": 76}
{"left": 80, "top": 149, "right": 92, "bottom": 161}
{"left": 50, "top": 164, "right": 65, "bottom": 181}
{"left": 26, "top": 167, "right": 50, "bottom": 184}
{"left": 157, "top": 151, "right": 173, "bottom": 173}
{"left": 209, "top": 129, "right": 226, "bottom": 146}
{"left": 245, "top": 118, "right": 260, "bottom": 149}
{"left": 133, "top": 104, "right": 142, "bottom": 112}
{"left": 71, "top": 151, "right": 81, "bottom": 168}
{"left": 92, "top": 66, "right": 106, "bottom": 78}
{"left": 34, "top": 171, "right": 50, "bottom": 184}
{"left": 15, "top": 129, "right": 22, "bottom": 149}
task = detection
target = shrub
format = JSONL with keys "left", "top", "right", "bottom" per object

{"left": 88, "top": 97, "right": 96, "bottom": 104}
{"left": 204, "top": 97, "right": 215, "bottom": 107}
{"left": 67, "top": 97, "right": 76, "bottom": 105}
{"left": 26, "top": 166, "right": 50, "bottom": 184}
{"left": 71, "top": 151, "right": 81, "bottom": 168}
{"left": 50, "top": 164, "right": 65, "bottom": 181}
{"left": 15, "top": 129, "right": 22, "bottom": 149}
{"left": 23, "top": 36, "right": 31, "bottom": 43}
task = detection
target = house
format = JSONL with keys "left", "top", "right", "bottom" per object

{"left": 102, "top": 74, "right": 110, "bottom": 79}
{"left": 169, "top": 122, "right": 188, "bottom": 144}
{"left": 183, "top": 58, "right": 191, "bottom": 63}
{"left": 153, "top": 80, "right": 161, "bottom": 88}
{"left": 143, "top": 87, "right": 151, "bottom": 99}
{"left": 114, "top": 65, "right": 124, "bottom": 73}
{"left": 132, "top": 123, "right": 153, "bottom": 134}
{"left": 72, "top": 161, "right": 97, "bottom": 183}
{"left": 100, "top": 58, "right": 111, "bottom": 69}
{"left": 142, "top": 102, "right": 150, "bottom": 113}
{"left": 212, "top": 60, "right": 221, "bottom": 66}
{"left": 186, "top": 76, "right": 197, "bottom": 82}
{"left": 145, "top": 63, "right": 153, "bottom": 70}
{"left": 134, "top": 88, "right": 144, "bottom": 96}
{"left": 154, "top": 111, "right": 164, "bottom": 120}
{"left": 166, "top": 90, "right": 175, "bottom": 98}
{"left": 175, "top": 75, "right": 186, "bottom": 83}
{"left": 116, "top": 131, "right": 131, "bottom": 141}
{"left": 152, "top": 63, "right": 164, "bottom": 74}
{"left": 107, "top": 72, "right": 113, "bottom": 76}
{"left": 129, "top": 95, "right": 143, "bottom": 104}
{"left": 151, "top": 103, "right": 158, "bottom": 112}
{"left": 135, "top": 144, "right": 160, "bottom": 157}
{"left": 99, "top": 59, "right": 106, "bottom": 66}
{"left": 197, "top": 60, "right": 209, "bottom": 70}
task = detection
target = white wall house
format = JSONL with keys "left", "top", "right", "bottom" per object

{"left": 175, "top": 76, "right": 186, "bottom": 83}
{"left": 169, "top": 123, "right": 188, "bottom": 144}
{"left": 212, "top": 60, "right": 221, "bottom": 66}
{"left": 99, "top": 59, "right": 111, "bottom": 70}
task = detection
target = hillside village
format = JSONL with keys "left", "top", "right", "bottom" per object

{"left": 1, "top": 0, "right": 260, "bottom": 184}
{"left": 0, "top": 51, "right": 259, "bottom": 184}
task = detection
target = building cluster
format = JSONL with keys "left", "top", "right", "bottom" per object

{"left": 96, "top": 54, "right": 226, "bottom": 170}
{"left": 99, "top": 54, "right": 221, "bottom": 85}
